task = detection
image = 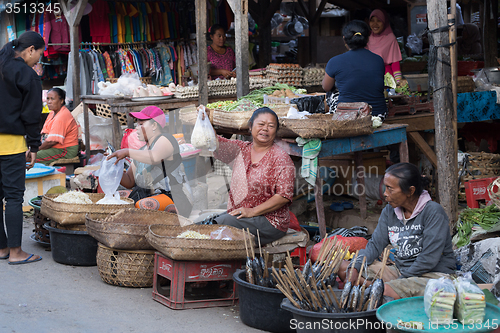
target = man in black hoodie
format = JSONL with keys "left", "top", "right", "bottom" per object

{"left": 0, "top": 31, "right": 45, "bottom": 265}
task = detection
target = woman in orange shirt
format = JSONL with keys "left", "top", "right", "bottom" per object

{"left": 32, "top": 88, "right": 79, "bottom": 165}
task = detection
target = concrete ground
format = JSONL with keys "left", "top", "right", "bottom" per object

{"left": 0, "top": 218, "right": 262, "bottom": 333}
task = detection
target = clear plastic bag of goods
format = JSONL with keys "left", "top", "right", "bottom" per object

{"left": 95, "top": 157, "right": 129, "bottom": 205}
{"left": 191, "top": 106, "right": 217, "bottom": 151}
{"left": 454, "top": 274, "right": 486, "bottom": 324}
{"left": 424, "top": 277, "right": 456, "bottom": 325}
{"left": 210, "top": 226, "right": 235, "bottom": 240}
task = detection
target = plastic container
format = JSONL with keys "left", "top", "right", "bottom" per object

{"left": 464, "top": 176, "right": 497, "bottom": 208}
{"left": 182, "top": 156, "right": 198, "bottom": 181}
{"left": 44, "top": 223, "right": 98, "bottom": 266}
{"left": 233, "top": 269, "right": 294, "bottom": 333}
{"left": 281, "top": 294, "right": 386, "bottom": 333}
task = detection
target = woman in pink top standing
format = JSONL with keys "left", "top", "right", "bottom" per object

{"left": 367, "top": 9, "right": 403, "bottom": 83}
{"left": 207, "top": 24, "right": 236, "bottom": 80}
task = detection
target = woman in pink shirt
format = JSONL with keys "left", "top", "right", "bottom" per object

{"left": 207, "top": 24, "right": 236, "bottom": 80}
{"left": 32, "top": 88, "right": 79, "bottom": 165}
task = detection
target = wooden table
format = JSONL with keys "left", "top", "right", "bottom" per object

{"left": 276, "top": 123, "right": 409, "bottom": 238}
{"left": 385, "top": 113, "right": 437, "bottom": 167}
{"left": 80, "top": 95, "right": 236, "bottom": 162}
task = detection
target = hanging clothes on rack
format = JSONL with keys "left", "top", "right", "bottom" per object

{"left": 89, "top": 0, "right": 111, "bottom": 43}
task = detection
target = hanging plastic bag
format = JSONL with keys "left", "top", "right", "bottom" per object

{"left": 191, "top": 106, "right": 217, "bottom": 151}
{"left": 96, "top": 157, "right": 129, "bottom": 204}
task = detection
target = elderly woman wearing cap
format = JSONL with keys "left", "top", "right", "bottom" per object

{"left": 107, "top": 106, "right": 192, "bottom": 217}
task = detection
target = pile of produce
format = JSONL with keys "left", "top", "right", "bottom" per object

{"left": 206, "top": 84, "right": 306, "bottom": 111}
{"left": 454, "top": 276, "right": 486, "bottom": 324}
{"left": 53, "top": 191, "right": 93, "bottom": 204}
{"left": 266, "top": 63, "right": 303, "bottom": 86}
{"left": 453, "top": 205, "right": 500, "bottom": 248}
{"left": 424, "top": 277, "right": 457, "bottom": 324}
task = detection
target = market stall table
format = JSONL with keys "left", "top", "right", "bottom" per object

{"left": 276, "top": 124, "right": 409, "bottom": 238}
{"left": 80, "top": 95, "right": 237, "bottom": 163}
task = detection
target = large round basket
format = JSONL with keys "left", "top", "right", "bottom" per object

{"left": 86, "top": 208, "right": 193, "bottom": 250}
{"left": 41, "top": 193, "right": 134, "bottom": 225}
{"left": 487, "top": 177, "right": 500, "bottom": 209}
{"left": 146, "top": 224, "right": 253, "bottom": 261}
{"left": 96, "top": 243, "right": 155, "bottom": 288}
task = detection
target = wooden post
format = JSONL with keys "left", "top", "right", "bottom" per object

{"left": 427, "top": 0, "right": 458, "bottom": 230}
{"left": 483, "top": 0, "right": 498, "bottom": 67}
{"left": 59, "top": 0, "right": 87, "bottom": 107}
{"left": 195, "top": 0, "right": 208, "bottom": 105}
{"left": 232, "top": 0, "right": 250, "bottom": 97}
{"left": 309, "top": 0, "right": 318, "bottom": 65}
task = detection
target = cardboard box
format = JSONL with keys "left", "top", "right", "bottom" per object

{"left": 24, "top": 172, "right": 66, "bottom": 211}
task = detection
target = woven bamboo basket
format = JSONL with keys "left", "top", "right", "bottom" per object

{"left": 96, "top": 243, "right": 155, "bottom": 288}
{"left": 41, "top": 193, "right": 134, "bottom": 226}
{"left": 49, "top": 220, "right": 87, "bottom": 231}
{"left": 106, "top": 77, "right": 152, "bottom": 85}
{"left": 146, "top": 224, "right": 253, "bottom": 261}
{"left": 487, "top": 177, "right": 500, "bottom": 209}
{"left": 179, "top": 105, "right": 214, "bottom": 126}
{"left": 85, "top": 208, "right": 193, "bottom": 250}
{"left": 95, "top": 104, "right": 128, "bottom": 127}
{"left": 278, "top": 114, "right": 373, "bottom": 139}
{"left": 212, "top": 106, "right": 290, "bottom": 130}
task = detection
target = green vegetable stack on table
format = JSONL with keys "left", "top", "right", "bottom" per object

{"left": 453, "top": 205, "right": 500, "bottom": 248}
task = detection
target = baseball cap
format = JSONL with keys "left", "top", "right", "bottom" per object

{"left": 130, "top": 106, "right": 166, "bottom": 128}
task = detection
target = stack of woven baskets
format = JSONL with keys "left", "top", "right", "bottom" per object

{"left": 85, "top": 208, "right": 191, "bottom": 288}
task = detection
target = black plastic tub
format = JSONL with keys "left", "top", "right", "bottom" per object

{"left": 233, "top": 269, "right": 294, "bottom": 333}
{"left": 281, "top": 295, "right": 387, "bottom": 333}
{"left": 44, "top": 223, "right": 98, "bottom": 266}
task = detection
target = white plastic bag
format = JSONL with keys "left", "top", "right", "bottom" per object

{"left": 191, "top": 106, "right": 217, "bottom": 151}
{"left": 210, "top": 226, "right": 234, "bottom": 240}
{"left": 424, "top": 277, "right": 456, "bottom": 325}
{"left": 96, "top": 157, "right": 129, "bottom": 204}
{"left": 406, "top": 33, "right": 423, "bottom": 54}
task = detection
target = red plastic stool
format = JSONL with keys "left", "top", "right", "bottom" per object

{"left": 464, "top": 177, "right": 497, "bottom": 208}
{"left": 152, "top": 252, "right": 241, "bottom": 309}
{"left": 290, "top": 246, "right": 307, "bottom": 268}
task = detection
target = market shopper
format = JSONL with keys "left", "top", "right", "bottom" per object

{"left": 367, "top": 9, "right": 403, "bottom": 83}
{"left": 107, "top": 106, "right": 192, "bottom": 217}
{"left": 0, "top": 31, "right": 45, "bottom": 265}
{"left": 199, "top": 107, "right": 295, "bottom": 245}
{"left": 322, "top": 20, "right": 388, "bottom": 118}
{"left": 457, "top": 23, "right": 482, "bottom": 56}
{"left": 27, "top": 88, "right": 79, "bottom": 165}
{"left": 338, "top": 163, "right": 456, "bottom": 299}
{"left": 207, "top": 24, "right": 236, "bottom": 80}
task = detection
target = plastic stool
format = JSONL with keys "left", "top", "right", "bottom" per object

{"left": 290, "top": 246, "right": 307, "bottom": 268}
{"left": 152, "top": 252, "right": 241, "bottom": 309}
{"left": 464, "top": 177, "right": 497, "bottom": 208}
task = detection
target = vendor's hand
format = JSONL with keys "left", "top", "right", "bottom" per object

{"left": 346, "top": 267, "right": 359, "bottom": 285}
{"left": 197, "top": 105, "right": 211, "bottom": 121}
{"left": 107, "top": 149, "right": 129, "bottom": 164}
{"left": 26, "top": 152, "right": 36, "bottom": 170}
{"left": 221, "top": 70, "right": 235, "bottom": 79}
{"left": 229, "top": 207, "right": 256, "bottom": 219}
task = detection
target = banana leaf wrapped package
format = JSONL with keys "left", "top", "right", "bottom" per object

{"left": 424, "top": 277, "right": 456, "bottom": 325}
{"left": 454, "top": 276, "right": 485, "bottom": 324}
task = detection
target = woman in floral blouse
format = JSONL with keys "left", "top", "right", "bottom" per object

{"left": 207, "top": 24, "right": 236, "bottom": 80}
{"left": 201, "top": 107, "right": 295, "bottom": 244}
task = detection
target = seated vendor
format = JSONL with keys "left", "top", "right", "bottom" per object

{"left": 30, "top": 88, "right": 79, "bottom": 165}
{"left": 199, "top": 107, "right": 295, "bottom": 245}
{"left": 207, "top": 24, "right": 236, "bottom": 80}
{"left": 107, "top": 106, "right": 192, "bottom": 217}
{"left": 338, "top": 162, "right": 456, "bottom": 299}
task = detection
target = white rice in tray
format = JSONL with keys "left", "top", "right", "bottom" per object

{"left": 53, "top": 191, "right": 93, "bottom": 204}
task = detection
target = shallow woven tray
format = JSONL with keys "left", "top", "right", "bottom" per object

{"left": 41, "top": 193, "right": 134, "bottom": 225}
{"left": 213, "top": 106, "right": 289, "bottom": 130}
{"left": 146, "top": 224, "right": 253, "bottom": 261}
{"left": 86, "top": 208, "right": 193, "bottom": 250}
{"left": 96, "top": 243, "right": 155, "bottom": 288}
{"left": 278, "top": 114, "right": 373, "bottom": 139}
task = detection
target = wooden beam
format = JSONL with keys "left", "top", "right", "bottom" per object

{"left": 59, "top": 0, "right": 69, "bottom": 21}
{"left": 248, "top": 0, "right": 261, "bottom": 22}
{"left": 312, "top": 0, "right": 329, "bottom": 26}
{"left": 483, "top": 0, "right": 498, "bottom": 67}
{"left": 262, "top": 0, "right": 284, "bottom": 28}
{"left": 69, "top": 26, "right": 80, "bottom": 106}
{"left": 196, "top": 0, "right": 208, "bottom": 105}
{"left": 297, "top": 0, "right": 310, "bottom": 21}
{"left": 309, "top": 0, "right": 318, "bottom": 65}
{"left": 234, "top": 0, "right": 250, "bottom": 97}
{"left": 71, "top": 0, "right": 88, "bottom": 27}
{"left": 427, "top": 0, "right": 458, "bottom": 229}
{"left": 408, "top": 132, "right": 438, "bottom": 167}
